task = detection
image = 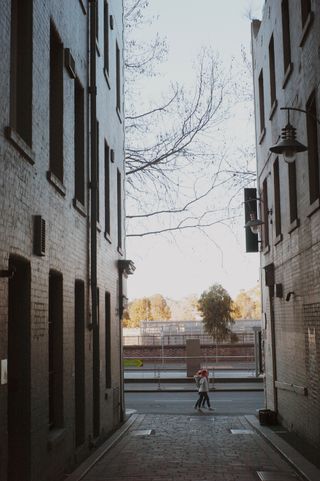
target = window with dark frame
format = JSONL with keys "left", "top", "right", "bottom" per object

{"left": 281, "top": 0, "right": 291, "bottom": 74}
{"left": 116, "top": 41, "right": 121, "bottom": 113}
{"left": 301, "top": 0, "right": 311, "bottom": 28}
{"left": 104, "top": 0, "right": 109, "bottom": 75}
{"left": 74, "top": 79, "right": 85, "bottom": 205}
{"left": 50, "top": 23, "right": 64, "bottom": 182}
{"left": 96, "top": 120, "right": 100, "bottom": 222}
{"left": 117, "top": 169, "right": 122, "bottom": 250}
{"left": 258, "top": 70, "right": 265, "bottom": 136}
{"left": 105, "top": 292, "right": 112, "bottom": 389}
{"left": 48, "top": 271, "right": 64, "bottom": 430}
{"left": 104, "top": 141, "right": 110, "bottom": 236}
{"left": 10, "top": 0, "right": 33, "bottom": 147}
{"left": 273, "top": 158, "right": 282, "bottom": 238}
{"left": 306, "top": 91, "right": 319, "bottom": 204}
{"left": 288, "top": 162, "right": 298, "bottom": 224}
{"left": 262, "top": 178, "right": 269, "bottom": 249}
{"left": 268, "top": 35, "right": 276, "bottom": 111}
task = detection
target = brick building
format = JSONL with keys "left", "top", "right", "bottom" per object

{"left": 0, "top": 1, "right": 128, "bottom": 480}
{"left": 251, "top": 1, "right": 320, "bottom": 448}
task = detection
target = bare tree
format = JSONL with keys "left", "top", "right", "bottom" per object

{"left": 124, "top": 0, "right": 255, "bottom": 238}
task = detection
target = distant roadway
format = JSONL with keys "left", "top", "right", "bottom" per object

{"left": 125, "top": 391, "right": 264, "bottom": 415}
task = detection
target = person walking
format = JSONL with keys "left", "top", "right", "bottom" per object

{"left": 193, "top": 370, "right": 204, "bottom": 411}
{"left": 200, "top": 369, "right": 214, "bottom": 411}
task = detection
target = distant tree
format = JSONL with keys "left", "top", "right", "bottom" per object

{"left": 167, "top": 294, "right": 199, "bottom": 320}
{"left": 197, "top": 284, "right": 235, "bottom": 341}
{"left": 233, "top": 285, "right": 261, "bottom": 319}
{"left": 127, "top": 297, "right": 153, "bottom": 326}
{"left": 149, "top": 294, "right": 171, "bottom": 320}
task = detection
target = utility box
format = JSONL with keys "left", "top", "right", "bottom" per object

{"left": 259, "top": 409, "right": 277, "bottom": 426}
{"left": 186, "top": 338, "right": 201, "bottom": 377}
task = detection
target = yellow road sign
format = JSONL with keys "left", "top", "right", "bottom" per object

{"left": 124, "top": 359, "right": 143, "bottom": 368}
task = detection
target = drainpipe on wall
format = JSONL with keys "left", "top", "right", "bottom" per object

{"left": 89, "top": 0, "right": 99, "bottom": 436}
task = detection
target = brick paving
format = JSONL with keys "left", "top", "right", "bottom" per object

{"left": 78, "top": 414, "right": 302, "bottom": 481}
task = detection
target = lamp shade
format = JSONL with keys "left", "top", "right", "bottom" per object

{"left": 270, "top": 122, "right": 307, "bottom": 163}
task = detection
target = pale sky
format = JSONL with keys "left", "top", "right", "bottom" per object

{"left": 126, "top": 0, "right": 264, "bottom": 302}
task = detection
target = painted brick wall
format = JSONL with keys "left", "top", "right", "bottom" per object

{"left": 0, "top": 1, "right": 125, "bottom": 480}
{"left": 252, "top": 0, "right": 320, "bottom": 448}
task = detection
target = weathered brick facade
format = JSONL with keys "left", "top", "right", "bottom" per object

{"left": 0, "top": 1, "right": 126, "bottom": 480}
{"left": 251, "top": 1, "right": 320, "bottom": 448}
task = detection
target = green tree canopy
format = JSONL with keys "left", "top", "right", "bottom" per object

{"left": 197, "top": 284, "right": 235, "bottom": 341}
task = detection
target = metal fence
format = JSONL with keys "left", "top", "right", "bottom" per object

{"left": 123, "top": 332, "right": 255, "bottom": 346}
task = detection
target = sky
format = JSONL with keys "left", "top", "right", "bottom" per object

{"left": 126, "top": 0, "right": 265, "bottom": 302}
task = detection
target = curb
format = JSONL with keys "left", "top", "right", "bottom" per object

{"left": 245, "top": 415, "right": 320, "bottom": 481}
{"left": 125, "top": 387, "right": 264, "bottom": 393}
{"left": 66, "top": 414, "right": 138, "bottom": 481}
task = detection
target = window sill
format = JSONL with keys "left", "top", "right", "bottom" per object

{"left": 269, "top": 99, "right": 278, "bottom": 120}
{"left": 307, "top": 198, "right": 320, "bottom": 218}
{"left": 47, "top": 171, "right": 66, "bottom": 197}
{"left": 96, "top": 221, "right": 102, "bottom": 232}
{"left": 258, "top": 127, "right": 266, "bottom": 145}
{"left": 116, "top": 107, "right": 122, "bottom": 124}
{"left": 47, "top": 428, "right": 66, "bottom": 451}
{"left": 104, "top": 231, "right": 112, "bottom": 244}
{"left": 73, "top": 198, "right": 87, "bottom": 217}
{"left": 78, "top": 0, "right": 87, "bottom": 14}
{"left": 282, "top": 62, "right": 293, "bottom": 89}
{"left": 300, "top": 12, "right": 314, "bottom": 47}
{"left": 103, "top": 68, "right": 111, "bottom": 89}
{"left": 288, "top": 218, "right": 300, "bottom": 234}
{"left": 274, "top": 233, "right": 283, "bottom": 246}
{"left": 117, "top": 246, "right": 124, "bottom": 256}
{"left": 5, "top": 126, "right": 35, "bottom": 165}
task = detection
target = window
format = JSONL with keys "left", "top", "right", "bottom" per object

{"left": 10, "top": 0, "right": 33, "bottom": 146}
{"left": 74, "top": 79, "right": 85, "bottom": 205}
{"left": 258, "top": 70, "right": 265, "bottom": 138}
{"left": 95, "top": 0, "right": 99, "bottom": 41}
{"left": 117, "top": 169, "right": 122, "bottom": 250}
{"left": 105, "top": 292, "right": 112, "bottom": 388}
{"left": 262, "top": 178, "right": 269, "bottom": 249}
{"left": 306, "top": 92, "right": 319, "bottom": 205}
{"left": 104, "top": 141, "right": 110, "bottom": 236}
{"left": 75, "top": 280, "right": 85, "bottom": 446}
{"left": 281, "top": 0, "right": 291, "bottom": 76}
{"left": 273, "top": 158, "right": 282, "bottom": 239}
{"left": 96, "top": 121, "right": 100, "bottom": 222}
{"left": 104, "top": 1, "right": 109, "bottom": 75}
{"left": 49, "top": 23, "right": 64, "bottom": 182}
{"left": 268, "top": 35, "right": 276, "bottom": 113}
{"left": 301, "top": 0, "right": 311, "bottom": 28}
{"left": 48, "top": 271, "right": 63, "bottom": 429}
{"left": 116, "top": 42, "right": 121, "bottom": 113}
{"left": 288, "top": 162, "right": 298, "bottom": 224}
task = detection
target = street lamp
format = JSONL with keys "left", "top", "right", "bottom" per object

{"left": 269, "top": 107, "right": 309, "bottom": 163}
{"left": 245, "top": 212, "right": 264, "bottom": 235}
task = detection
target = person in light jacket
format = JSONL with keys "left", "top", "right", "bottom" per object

{"left": 200, "top": 369, "right": 214, "bottom": 410}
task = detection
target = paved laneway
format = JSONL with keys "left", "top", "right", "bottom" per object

{"left": 76, "top": 414, "right": 302, "bottom": 481}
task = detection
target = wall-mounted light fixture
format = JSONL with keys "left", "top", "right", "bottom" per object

{"left": 269, "top": 107, "right": 319, "bottom": 163}
{"left": 244, "top": 196, "right": 272, "bottom": 235}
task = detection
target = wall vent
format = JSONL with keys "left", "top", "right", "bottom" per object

{"left": 34, "top": 216, "right": 46, "bottom": 256}
{"left": 65, "top": 48, "right": 76, "bottom": 79}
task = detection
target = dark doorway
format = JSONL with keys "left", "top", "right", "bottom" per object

{"left": 74, "top": 280, "right": 85, "bottom": 447}
{"left": 8, "top": 255, "right": 31, "bottom": 481}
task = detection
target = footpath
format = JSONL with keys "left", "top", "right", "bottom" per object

{"left": 67, "top": 411, "right": 320, "bottom": 481}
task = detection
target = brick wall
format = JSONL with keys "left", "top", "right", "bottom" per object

{"left": 252, "top": 0, "right": 320, "bottom": 448}
{"left": 0, "top": 1, "right": 125, "bottom": 480}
